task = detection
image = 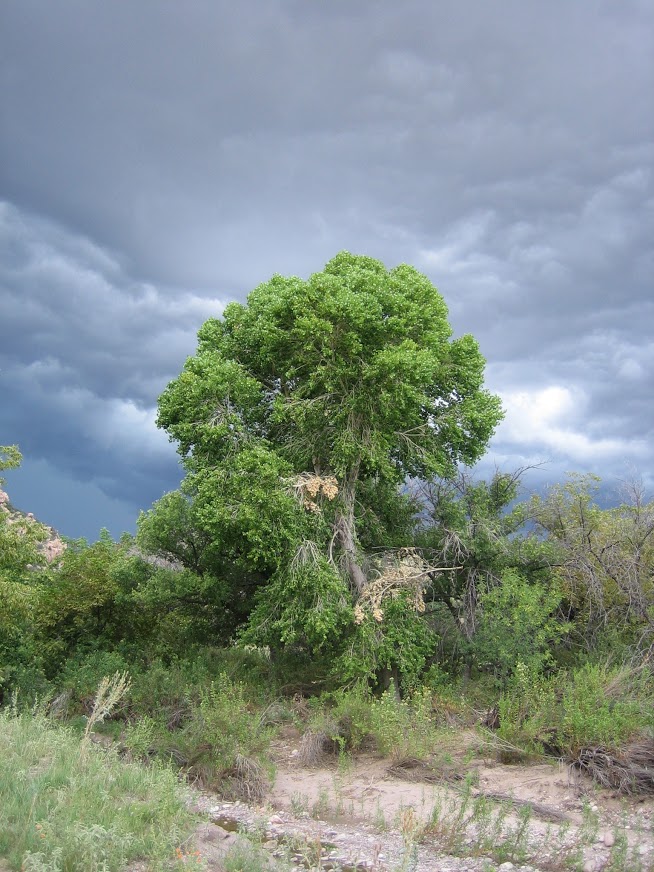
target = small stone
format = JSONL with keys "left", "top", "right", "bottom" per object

{"left": 499, "top": 864, "right": 515, "bottom": 871}
{"left": 603, "top": 832, "right": 615, "bottom": 847}
{"left": 583, "top": 861, "right": 596, "bottom": 872}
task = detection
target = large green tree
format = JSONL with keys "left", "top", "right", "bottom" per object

{"left": 157, "top": 252, "right": 502, "bottom": 669}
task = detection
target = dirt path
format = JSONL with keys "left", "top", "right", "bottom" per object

{"left": 189, "top": 732, "right": 654, "bottom": 871}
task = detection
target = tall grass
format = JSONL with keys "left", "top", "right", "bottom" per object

{"left": 0, "top": 706, "right": 197, "bottom": 871}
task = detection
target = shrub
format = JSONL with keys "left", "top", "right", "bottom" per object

{"left": 494, "top": 661, "right": 654, "bottom": 762}
{"left": 59, "top": 650, "right": 131, "bottom": 713}
{"left": 302, "top": 684, "right": 375, "bottom": 758}
{"left": 471, "top": 570, "right": 564, "bottom": 685}
{"left": 369, "top": 685, "right": 440, "bottom": 758}
{"left": 302, "top": 684, "right": 443, "bottom": 761}
{"left": 560, "top": 662, "right": 654, "bottom": 754}
{"left": 162, "top": 672, "right": 273, "bottom": 794}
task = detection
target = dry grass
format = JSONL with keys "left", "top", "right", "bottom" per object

{"left": 386, "top": 756, "right": 465, "bottom": 784}
{"left": 83, "top": 671, "right": 131, "bottom": 742}
{"left": 573, "top": 738, "right": 654, "bottom": 795}
{"left": 220, "top": 754, "right": 269, "bottom": 802}
{"left": 296, "top": 725, "right": 343, "bottom": 766}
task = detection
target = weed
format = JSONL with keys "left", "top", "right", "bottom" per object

{"left": 123, "top": 714, "right": 158, "bottom": 757}
{"left": 312, "top": 786, "right": 331, "bottom": 820}
{"left": 369, "top": 686, "right": 439, "bottom": 759}
{"left": 290, "top": 792, "right": 310, "bottom": 817}
{"left": 223, "top": 838, "right": 278, "bottom": 872}
{"left": 82, "top": 671, "right": 131, "bottom": 743}
{"left": 579, "top": 798, "right": 600, "bottom": 844}
{"left": 397, "top": 806, "right": 422, "bottom": 872}
{"left": 373, "top": 800, "right": 388, "bottom": 831}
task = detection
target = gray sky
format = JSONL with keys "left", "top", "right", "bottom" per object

{"left": 1, "top": 0, "right": 653, "bottom": 540}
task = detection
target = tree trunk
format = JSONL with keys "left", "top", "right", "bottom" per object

{"left": 380, "top": 666, "right": 402, "bottom": 701}
{"left": 335, "top": 464, "right": 367, "bottom": 596}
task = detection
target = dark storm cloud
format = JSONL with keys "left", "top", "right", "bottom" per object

{"left": 0, "top": 0, "right": 652, "bottom": 536}
{"left": 0, "top": 203, "right": 224, "bottom": 398}
{"left": 4, "top": 1, "right": 650, "bottom": 283}
{"left": 0, "top": 201, "right": 222, "bottom": 519}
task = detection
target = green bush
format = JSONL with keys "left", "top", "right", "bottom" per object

{"left": 496, "top": 662, "right": 560, "bottom": 758}
{"left": 471, "top": 570, "right": 564, "bottom": 685}
{"left": 60, "top": 650, "right": 131, "bottom": 713}
{"left": 161, "top": 672, "right": 273, "bottom": 790}
{"left": 495, "top": 661, "right": 654, "bottom": 759}
{"left": 305, "top": 684, "right": 375, "bottom": 754}
{"left": 305, "top": 684, "right": 443, "bottom": 760}
{"left": 127, "top": 658, "right": 194, "bottom": 727}
{"left": 368, "top": 685, "right": 438, "bottom": 758}
{"left": 560, "top": 662, "right": 654, "bottom": 754}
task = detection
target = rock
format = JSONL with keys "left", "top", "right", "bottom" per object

{"left": 196, "top": 823, "right": 230, "bottom": 842}
{"left": 499, "top": 864, "right": 515, "bottom": 871}
{"left": 603, "top": 831, "right": 615, "bottom": 847}
{"left": 583, "top": 860, "right": 597, "bottom": 872}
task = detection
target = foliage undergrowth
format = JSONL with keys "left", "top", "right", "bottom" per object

{"left": 494, "top": 661, "right": 654, "bottom": 761}
{"left": 55, "top": 649, "right": 278, "bottom": 796}
{"left": 157, "top": 672, "right": 274, "bottom": 795}
{"left": 0, "top": 705, "right": 197, "bottom": 872}
{"left": 302, "top": 684, "right": 452, "bottom": 762}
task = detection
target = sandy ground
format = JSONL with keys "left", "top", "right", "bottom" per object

{"left": 190, "top": 728, "right": 654, "bottom": 871}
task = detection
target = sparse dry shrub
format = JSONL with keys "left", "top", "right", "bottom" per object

{"left": 573, "top": 739, "right": 654, "bottom": 795}
{"left": 220, "top": 753, "right": 269, "bottom": 802}
{"left": 297, "top": 727, "right": 341, "bottom": 766}
{"left": 83, "top": 671, "right": 131, "bottom": 742}
{"left": 386, "top": 756, "right": 464, "bottom": 784}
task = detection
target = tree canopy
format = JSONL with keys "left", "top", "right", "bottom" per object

{"left": 159, "top": 252, "right": 501, "bottom": 479}
{"left": 156, "top": 252, "right": 503, "bottom": 679}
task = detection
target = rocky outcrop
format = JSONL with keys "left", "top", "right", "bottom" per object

{"left": 0, "top": 487, "right": 66, "bottom": 564}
